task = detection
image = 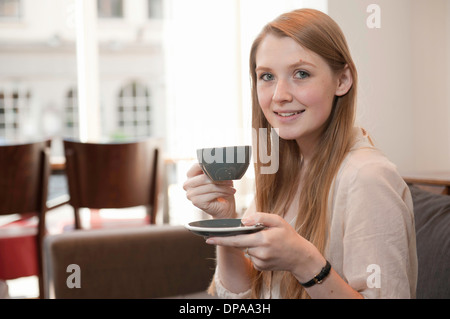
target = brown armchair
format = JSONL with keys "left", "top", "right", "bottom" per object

{"left": 43, "top": 225, "right": 216, "bottom": 299}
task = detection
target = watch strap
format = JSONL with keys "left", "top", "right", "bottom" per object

{"left": 299, "top": 260, "right": 332, "bottom": 288}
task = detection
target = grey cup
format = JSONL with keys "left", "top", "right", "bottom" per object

{"left": 197, "top": 145, "right": 251, "bottom": 181}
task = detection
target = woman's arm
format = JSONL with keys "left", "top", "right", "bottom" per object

{"left": 183, "top": 164, "right": 255, "bottom": 296}
{"left": 207, "top": 212, "right": 363, "bottom": 298}
{"left": 288, "top": 238, "right": 363, "bottom": 299}
{"left": 212, "top": 200, "right": 258, "bottom": 295}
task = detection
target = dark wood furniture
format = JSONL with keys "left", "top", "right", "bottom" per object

{"left": 0, "top": 140, "right": 51, "bottom": 298}
{"left": 63, "top": 138, "right": 163, "bottom": 229}
{"left": 403, "top": 172, "right": 450, "bottom": 298}
{"left": 44, "top": 225, "right": 216, "bottom": 298}
{"left": 402, "top": 171, "right": 450, "bottom": 195}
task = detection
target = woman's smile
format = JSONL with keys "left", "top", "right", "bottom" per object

{"left": 274, "top": 109, "right": 306, "bottom": 121}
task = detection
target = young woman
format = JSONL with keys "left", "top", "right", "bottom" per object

{"left": 183, "top": 8, "right": 417, "bottom": 299}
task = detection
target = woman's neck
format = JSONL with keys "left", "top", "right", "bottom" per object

{"left": 296, "top": 140, "right": 316, "bottom": 168}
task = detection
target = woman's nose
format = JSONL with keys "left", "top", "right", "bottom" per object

{"left": 272, "top": 79, "right": 293, "bottom": 104}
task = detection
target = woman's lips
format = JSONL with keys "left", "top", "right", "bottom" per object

{"left": 274, "top": 109, "right": 305, "bottom": 120}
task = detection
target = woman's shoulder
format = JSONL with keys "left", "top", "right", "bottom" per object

{"left": 346, "top": 147, "right": 395, "bottom": 174}
{"left": 337, "top": 128, "right": 404, "bottom": 188}
{"left": 331, "top": 129, "right": 413, "bottom": 221}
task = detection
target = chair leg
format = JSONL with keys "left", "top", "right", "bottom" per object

{"left": 146, "top": 205, "right": 156, "bottom": 224}
{"left": 37, "top": 232, "right": 44, "bottom": 299}
{"left": 38, "top": 271, "right": 44, "bottom": 299}
{"left": 74, "top": 208, "right": 82, "bottom": 229}
{"left": 37, "top": 211, "right": 47, "bottom": 299}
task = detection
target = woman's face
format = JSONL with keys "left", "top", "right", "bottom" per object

{"left": 255, "top": 34, "right": 346, "bottom": 147}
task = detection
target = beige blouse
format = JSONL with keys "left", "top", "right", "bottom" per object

{"left": 213, "top": 128, "right": 418, "bottom": 299}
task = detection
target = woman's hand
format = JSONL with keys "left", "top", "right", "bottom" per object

{"left": 206, "top": 212, "right": 363, "bottom": 298}
{"left": 205, "top": 212, "right": 325, "bottom": 279}
{"left": 183, "top": 163, "right": 237, "bottom": 219}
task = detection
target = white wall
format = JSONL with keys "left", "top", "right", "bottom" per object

{"left": 328, "top": 0, "right": 450, "bottom": 172}
{"left": 410, "top": 0, "right": 450, "bottom": 171}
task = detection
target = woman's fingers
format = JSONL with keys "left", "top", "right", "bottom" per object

{"left": 184, "top": 164, "right": 235, "bottom": 205}
{"left": 183, "top": 163, "right": 237, "bottom": 218}
{"left": 185, "top": 178, "right": 235, "bottom": 198}
{"left": 186, "top": 163, "right": 203, "bottom": 178}
{"left": 241, "top": 212, "right": 284, "bottom": 227}
{"left": 186, "top": 163, "right": 234, "bottom": 184}
{"left": 184, "top": 164, "right": 233, "bottom": 189}
{"left": 184, "top": 173, "right": 232, "bottom": 191}
{"left": 206, "top": 232, "right": 261, "bottom": 249}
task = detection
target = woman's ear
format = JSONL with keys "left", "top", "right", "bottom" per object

{"left": 335, "top": 64, "right": 353, "bottom": 97}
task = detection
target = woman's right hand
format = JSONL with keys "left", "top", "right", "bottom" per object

{"left": 183, "top": 163, "right": 237, "bottom": 219}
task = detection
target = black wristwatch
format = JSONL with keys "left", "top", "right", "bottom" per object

{"left": 299, "top": 260, "right": 332, "bottom": 288}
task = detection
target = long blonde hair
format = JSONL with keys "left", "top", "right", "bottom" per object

{"left": 250, "top": 9, "right": 358, "bottom": 298}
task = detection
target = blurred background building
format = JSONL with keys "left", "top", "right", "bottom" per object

{"left": 0, "top": 0, "right": 165, "bottom": 157}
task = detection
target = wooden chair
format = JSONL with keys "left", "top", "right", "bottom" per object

{"left": 0, "top": 140, "right": 51, "bottom": 299}
{"left": 63, "top": 138, "right": 163, "bottom": 229}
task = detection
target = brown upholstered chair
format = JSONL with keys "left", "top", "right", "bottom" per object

{"left": 63, "top": 138, "right": 163, "bottom": 229}
{"left": 0, "top": 140, "right": 51, "bottom": 298}
{"left": 43, "top": 225, "right": 216, "bottom": 298}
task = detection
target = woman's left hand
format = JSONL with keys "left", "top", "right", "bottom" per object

{"left": 205, "top": 212, "right": 321, "bottom": 275}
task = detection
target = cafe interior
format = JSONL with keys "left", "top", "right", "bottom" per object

{"left": 0, "top": 0, "right": 449, "bottom": 299}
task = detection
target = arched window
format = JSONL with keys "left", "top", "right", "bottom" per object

{"left": 117, "top": 81, "right": 151, "bottom": 138}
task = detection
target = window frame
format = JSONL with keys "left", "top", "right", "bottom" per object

{"left": 97, "top": 0, "right": 124, "bottom": 19}
{"left": 0, "top": 0, "right": 22, "bottom": 21}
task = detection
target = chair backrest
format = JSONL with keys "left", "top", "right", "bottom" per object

{"left": 0, "top": 140, "right": 51, "bottom": 298}
{"left": 44, "top": 225, "right": 216, "bottom": 299}
{"left": 63, "top": 138, "right": 163, "bottom": 211}
{"left": 0, "top": 140, "right": 51, "bottom": 216}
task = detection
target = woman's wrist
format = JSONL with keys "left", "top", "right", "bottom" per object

{"left": 291, "top": 241, "right": 327, "bottom": 284}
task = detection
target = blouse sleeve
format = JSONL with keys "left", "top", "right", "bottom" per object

{"left": 210, "top": 200, "right": 255, "bottom": 299}
{"left": 336, "top": 159, "right": 417, "bottom": 298}
{"left": 213, "top": 266, "right": 252, "bottom": 299}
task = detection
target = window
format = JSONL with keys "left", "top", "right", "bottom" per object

{"left": 117, "top": 81, "right": 151, "bottom": 138}
{"left": 98, "top": 0, "right": 123, "bottom": 18}
{"left": 148, "top": 0, "right": 162, "bottom": 19}
{"left": 0, "top": 0, "right": 20, "bottom": 20}
{"left": 64, "top": 87, "right": 78, "bottom": 138}
{"left": 0, "top": 86, "right": 30, "bottom": 141}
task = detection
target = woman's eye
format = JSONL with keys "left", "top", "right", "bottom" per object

{"left": 294, "top": 70, "right": 309, "bottom": 79}
{"left": 260, "top": 73, "right": 274, "bottom": 81}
